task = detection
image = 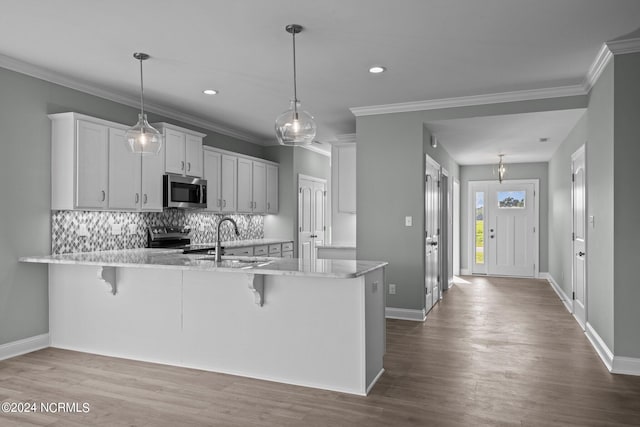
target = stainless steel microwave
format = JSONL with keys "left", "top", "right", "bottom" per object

{"left": 163, "top": 174, "right": 207, "bottom": 209}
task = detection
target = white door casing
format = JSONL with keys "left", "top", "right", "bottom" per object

{"left": 298, "top": 175, "right": 327, "bottom": 262}
{"left": 572, "top": 145, "right": 587, "bottom": 329}
{"left": 425, "top": 156, "right": 441, "bottom": 312}
{"left": 468, "top": 180, "right": 539, "bottom": 278}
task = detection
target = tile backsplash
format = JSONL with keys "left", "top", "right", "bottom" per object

{"left": 51, "top": 210, "right": 264, "bottom": 254}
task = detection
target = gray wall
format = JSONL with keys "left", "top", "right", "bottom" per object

{"left": 0, "top": 66, "right": 266, "bottom": 346}
{"left": 357, "top": 96, "right": 587, "bottom": 312}
{"left": 586, "top": 61, "right": 615, "bottom": 350}
{"left": 613, "top": 52, "right": 640, "bottom": 357}
{"left": 459, "top": 162, "right": 549, "bottom": 273}
{"left": 547, "top": 113, "right": 587, "bottom": 296}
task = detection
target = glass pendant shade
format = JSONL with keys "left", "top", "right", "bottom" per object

{"left": 275, "top": 100, "right": 316, "bottom": 146}
{"left": 497, "top": 155, "right": 506, "bottom": 183}
{"left": 125, "top": 113, "right": 162, "bottom": 155}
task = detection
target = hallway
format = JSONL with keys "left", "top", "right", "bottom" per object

{"left": 2, "top": 277, "right": 640, "bottom": 426}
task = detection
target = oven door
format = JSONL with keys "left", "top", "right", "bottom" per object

{"left": 163, "top": 174, "right": 207, "bottom": 208}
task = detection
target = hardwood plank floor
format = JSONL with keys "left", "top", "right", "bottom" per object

{"left": 2, "top": 276, "right": 640, "bottom": 426}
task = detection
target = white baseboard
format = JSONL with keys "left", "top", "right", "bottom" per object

{"left": 385, "top": 307, "right": 426, "bottom": 322}
{"left": 460, "top": 268, "right": 470, "bottom": 275}
{"left": 541, "top": 272, "right": 573, "bottom": 314}
{"left": 585, "top": 322, "right": 613, "bottom": 371}
{"left": 613, "top": 356, "right": 640, "bottom": 376}
{"left": 0, "top": 333, "right": 50, "bottom": 361}
{"left": 366, "top": 368, "right": 385, "bottom": 395}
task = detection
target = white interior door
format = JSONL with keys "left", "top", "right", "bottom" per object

{"left": 572, "top": 146, "right": 587, "bottom": 328}
{"left": 298, "top": 175, "right": 326, "bottom": 261}
{"left": 425, "top": 156, "right": 440, "bottom": 312}
{"left": 486, "top": 182, "right": 536, "bottom": 277}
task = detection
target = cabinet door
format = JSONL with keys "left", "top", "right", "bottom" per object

{"left": 266, "top": 164, "right": 278, "bottom": 214}
{"left": 237, "top": 157, "right": 253, "bottom": 213}
{"left": 252, "top": 161, "right": 266, "bottom": 213}
{"left": 108, "top": 128, "right": 141, "bottom": 210}
{"left": 141, "top": 145, "right": 165, "bottom": 211}
{"left": 220, "top": 154, "right": 237, "bottom": 212}
{"left": 204, "top": 150, "right": 222, "bottom": 212}
{"left": 164, "top": 128, "right": 185, "bottom": 175}
{"left": 76, "top": 120, "right": 109, "bottom": 208}
{"left": 185, "top": 134, "right": 203, "bottom": 177}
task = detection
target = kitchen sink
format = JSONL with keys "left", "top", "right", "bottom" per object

{"left": 196, "top": 257, "right": 273, "bottom": 269}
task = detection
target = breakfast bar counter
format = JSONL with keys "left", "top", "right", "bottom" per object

{"left": 20, "top": 250, "right": 387, "bottom": 395}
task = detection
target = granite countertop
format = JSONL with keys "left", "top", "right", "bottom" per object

{"left": 19, "top": 249, "right": 386, "bottom": 279}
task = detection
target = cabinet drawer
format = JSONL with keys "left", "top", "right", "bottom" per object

{"left": 282, "top": 242, "right": 293, "bottom": 252}
{"left": 282, "top": 251, "right": 293, "bottom": 258}
{"left": 254, "top": 245, "right": 268, "bottom": 256}
{"left": 225, "top": 246, "right": 253, "bottom": 256}
{"left": 268, "top": 244, "right": 281, "bottom": 254}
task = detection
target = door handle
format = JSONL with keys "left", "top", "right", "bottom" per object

{"left": 578, "top": 251, "right": 585, "bottom": 257}
{"left": 187, "top": 162, "right": 191, "bottom": 172}
{"left": 143, "top": 194, "right": 148, "bottom": 204}
{"left": 135, "top": 193, "right": 139, "bottom": 204}
{"left": 490, "top": 235, "right": 494, "bottom": 239}
{"left": 101, "top": 190, "right": 106, "bottom": 202}
{"left": 181, "top": 161, "right": 185, "bottom": 171}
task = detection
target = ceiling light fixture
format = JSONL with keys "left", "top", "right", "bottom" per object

{"left": 125, "top": 52, "right": 162, "bottom": 155}
{"left": 497, "top": 154, "right": 507, "bottom": 183}
{"left": 275, "top": 24, "right": 317, "bottom": 146}
{"left": 369, "top": 66, "right": 386, "bottom": 74}
{"left": 203, "top": 89, "right": 218, "bottom": 95}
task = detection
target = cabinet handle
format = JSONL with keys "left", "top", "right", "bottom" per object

{"left": 143, "top": 194, "right": 148, "bottom": 204}
{"left": 101, "top": 190, "right": 106, "bottom": 202}
{"left": 135, "top": 193, "right": 139, "bottom": 204}
{"left": 223, "top": 199, "right": 226, "bottom": 207}
{"left": 181, "top": 161, "right": 185, "bottom": 171}
{"left": 187, "top": 162, "right": 191, "bottom": 172}
{"left": 267, "top": 202, "right": 270, "bottom": 210}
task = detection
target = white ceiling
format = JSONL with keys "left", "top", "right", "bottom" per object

{"left": 426, "top": 109, "right": 587, "bottom": 165}
{"left": 1, "top": 1, "right": 639, "bottom": 158}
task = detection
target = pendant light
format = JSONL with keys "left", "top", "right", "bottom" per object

{"left": 497, "top": 154, "right": 507, "bottom": 183}
{"left": 125, "top": 52, "right": 162, "bottom": 155}
{"left": 275, "top": 24, "right": 317, "bottom": 146}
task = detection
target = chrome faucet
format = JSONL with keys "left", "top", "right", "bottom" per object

{"left": 215, "top": 217, "right": 240, "bottom": 262}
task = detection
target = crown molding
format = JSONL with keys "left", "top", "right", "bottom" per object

{"left": 606, "top": 37, "right": 640, "bottom": 55}
{"left": 334, "top": 133, "right": 356, "bottom": 144}
{"left": 349, "top": 85, "right": 586, "bottom": 117}
{"left": 300, "top": 143, "right": 331, "bottom": 157}
{"left": 583, "top": 44, "right": 613, "bottom": 93}
{"left": 0, "top": 53, "right": 262, "bottom": 144}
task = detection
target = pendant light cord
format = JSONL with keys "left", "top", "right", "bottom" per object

{"left": 292, "top": 29, "right": 298, "bottom": 116}
{"left": 139, "top": 56, "right": 145, "bottom": 117}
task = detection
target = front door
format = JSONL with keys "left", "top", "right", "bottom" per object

{"left": 486, "top": 182, "right": 536, "bottom": 276}
{"left": 572, "top": 146, "right": 587, "bottom": 328}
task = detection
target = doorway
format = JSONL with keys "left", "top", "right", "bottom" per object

{"left": 571, "top": 145, "right": 587, "bottom": 328}
{"left": 425, "top": 155, "right": 441, "bottom": 312}
{"left": 298, "top": 174, "right": 327, "bottom": 262}
{"left": 469, "top": 180, "right": 539, "bottom": 277}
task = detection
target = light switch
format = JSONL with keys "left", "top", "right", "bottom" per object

{"left": 127, "top": 224, "right": 138, "bottom": 235}
{"left": 77, "top": 224, "right": 89, "bottom": 237}
{"left": 111, "top": 223, "right": 123, "bottom": 235}
{"left": 588, "top": 215, "right": 595, "bottom": 228}
{"left": 405, "top": 216, "right": 412, "bottom": 227}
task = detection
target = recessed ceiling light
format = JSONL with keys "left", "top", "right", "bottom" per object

{"left": 203, "top": 89, "right": 218, "bottom": 95}
{"left": 539, "top": 137, "right": 550, "bottom": 142}
{"left": 369, "top": 66, "right": 386, "bottom": 74}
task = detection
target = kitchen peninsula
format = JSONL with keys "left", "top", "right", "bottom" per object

{"left": 20, "top": 250, "right": 387, "bottom": 396}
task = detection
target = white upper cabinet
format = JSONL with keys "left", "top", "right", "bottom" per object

{"left": 51, "top": 113, "right": 112, "bottom": 210}
{"left": 51, "top": 112, "right": 164, "bottom": 212}
{"left": 153, "top": 123, "right": 205, "bottom": 178}
{"left": 108, "top": 127, "right": 141, "bottom": 210}
{"left": 334, "top": 143, "right": 356, "bottom": 213}
{"left": 266, "top": 163, "right": 278, "bottom": 214}
{"left": 203, "top": 149, "right": 222, "bottom": 212}
{"left": 252, "top": 161, "right": 266, "bottom": 213}
{"left": 237, "top": 157, "right": 253, "bottom": 213}
{"left": 220, "top": 154, "right": 237, "bottom": 212}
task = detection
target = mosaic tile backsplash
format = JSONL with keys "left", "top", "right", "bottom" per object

{"left": 51, "top": 210, "right": 264, "bottom": 254}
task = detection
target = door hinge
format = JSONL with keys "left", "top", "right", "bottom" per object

{"left": 437, "top": 180, "right": 441, "bottom": 188}
{"left": 299, "top": 187, "right": 302, "bottom": 194}
{"left": 299, "top": 226, "right": 302, "bottom": 232}
{"left": 533, "top": 226, "right": 536, "bottom": 233}
{"left": 437, "top": 274, "right": 440, "bottom": 283}
{"left": 571, "top": 173, "right": 575, "bottom": 182}
{"left": 572, "top": 232, "right": 575, "bottom": 241}
{"left": 323, "top": 190, "right": 327, "bottom": 197}
{"left": 572, "top": 291, "right": 575, "bottom": 300}
{"left": 437, "top": 228, "right": 440, "bottom": 236}
{"left": 323, "top": 225, "right": 326, "bottom": 231}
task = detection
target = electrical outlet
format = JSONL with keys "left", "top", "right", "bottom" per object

{"left": 199, "top": 224, "right": 206, "bottom": 232}
{"left": 389, "top": 283, "right": 396, "bottom": 295}
{"left": 405, "top": 216, "right": 412, "bottom": 227}
{"left": 127, "top": 224, "right": 138, "bottom": 235}
{"left": 77, "top": 224, "right": 89, "bottom": 237}
{"left": 111, "top": 223, "right": 123, "bottom": 236}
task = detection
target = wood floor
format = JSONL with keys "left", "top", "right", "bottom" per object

{"left": 2, "top": 276, "right": 640, "bottom": 426}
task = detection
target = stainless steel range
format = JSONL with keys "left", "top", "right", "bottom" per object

{"left": 147, "top": 226, "right": 216, "bottom": 254}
